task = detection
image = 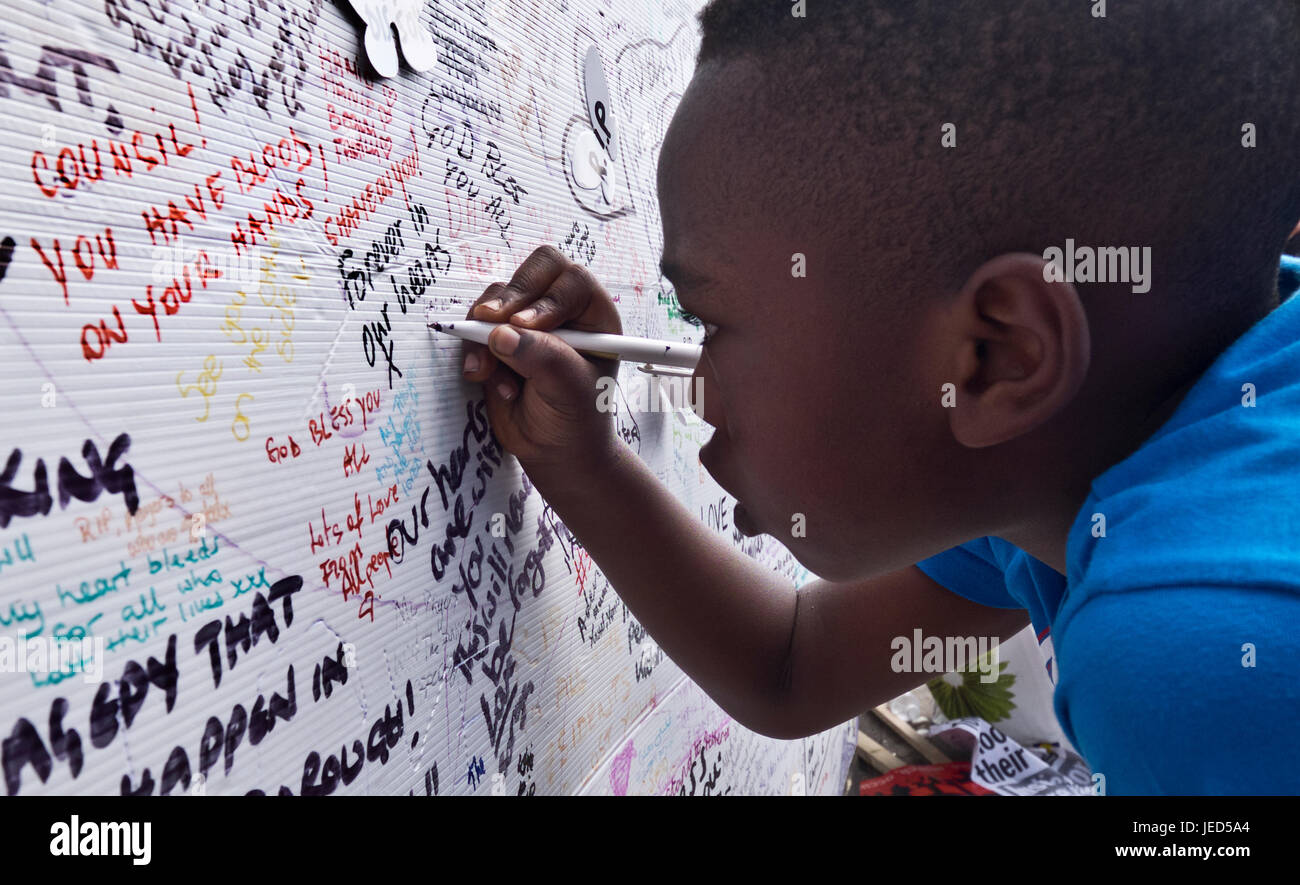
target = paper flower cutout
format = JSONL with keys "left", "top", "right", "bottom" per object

{"left": 344, "top": 0, "right": 438, "bottom": 78}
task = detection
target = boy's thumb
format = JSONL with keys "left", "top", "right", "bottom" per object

{"left": 488, "top": 324, "right": 596, "bottom": 400}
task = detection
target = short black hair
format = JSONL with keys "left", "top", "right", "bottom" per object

{"left": 692, "top": 0, "right": 1300, "bottom": 339}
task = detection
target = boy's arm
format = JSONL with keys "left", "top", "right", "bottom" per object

{"left": 525, "top": 445, "right": 800, "bottom": 738}
{"left": 529, "top": 446, "right": 1030, "bottom": 742}
{"left": 767, "top": 565, "right": 1030, "bottom": 740}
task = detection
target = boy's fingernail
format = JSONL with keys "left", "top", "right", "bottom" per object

{"left": 476, "top": 299, "right": 502, "bottom": 315}
{"left": 496, "top": 380, "right": 515, "bottom": 400}
{"left": 492, "top": 326, "right": 520, "bottom": 355}
{"left": 463, "top": 353, "right": 480, "bottom": 374}
{"left": 513, "top": 308, "right": 537, "bottom": 323}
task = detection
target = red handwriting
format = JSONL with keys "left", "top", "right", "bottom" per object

{"left": 304, "top": 387, "right": 383, "bottom": 475}
{"left": 141, "top": 173, "right": 226, "bottom": 246}
{"left": 32, "top": 227, "right": 118, "bottom": 305}
{"left": 348, "top": 389, "right": 383, "bottom": 432}
{"left": 80, "top": 249, "right": 219, "bottom": 361}
{"left": 309, "top": 413, "right": 334, "bottom": 447}
{"left": 131, "top": 250, "right": 220, "bottom": 342}
{"left": 329, "top": 102, "right": 393, "bottom": 162}
{"left": 310, "top": 494, "right": 362, "bottom": 551}
{"left": 323, "top": 130, "right": 420, "bottom": 245}
{"left": 266, "top": 435, "right": 302, "bottom": 464}
{"left": 307, "top": 485, "right": 400, "bottom": 552}
{"left": 230, "top": 128, "right": 314, "bottom": 194}
{"left": 342, "top": 442, "right": 370, "bottom": 477}
{"left": 456, "top": 242, "right": 507, "bottom": 282}
{"left": 31, "top": 84, "right": 203, "bottom": 196}
{"left": 442, "top": 183, "right": 492, "bottom": 240}
{"left": 307, "top": 391, "right": 382, "bottom": 447}
{"left": 319, "top": 47, "right": 395, "bottom": 162}
{"left": 319, "top": 540, "right": 389, "bottom": 621}
{"left": 367, "top": 484, "right": 398, "bottom": 523}
{"left": 319, "top": 48, "right": 396, "bottom": 116}
{"left": 307, "top": 484, "right": 401, "bottom": 622}
{"left": 230, "top": 178, "right": 315, "bottom": 256}
{"left": 79, "top": 307, "right": 128, "bottom": 363}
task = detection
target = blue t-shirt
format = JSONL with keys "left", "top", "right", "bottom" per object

{"left": 917, "top": 255, "right": 1300, "bottom": 795}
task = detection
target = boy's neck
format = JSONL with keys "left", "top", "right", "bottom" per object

{"left": 1005, "top": 370, "right": 1205, "bottom": 576}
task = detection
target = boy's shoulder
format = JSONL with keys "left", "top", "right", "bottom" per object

{"left": 1051, "top": 262, "right": 1300, "bottom": 792}
{"left": 1062, "top": 256, "right": 1300, "bottom": 610}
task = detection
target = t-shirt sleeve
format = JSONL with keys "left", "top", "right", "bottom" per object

{"left": 1053, "top": 585, "right": 1300, "bottom": 795}
{"left": 914, "top": 537, "right": 1021, "bottom": 609}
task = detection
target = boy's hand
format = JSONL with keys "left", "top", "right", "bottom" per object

{"left": 460, "top": 245, "right": 624, "bottom": 474}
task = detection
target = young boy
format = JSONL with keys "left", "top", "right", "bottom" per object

{"left": 457, "top": 0, "right": 1300, "bottom": 794}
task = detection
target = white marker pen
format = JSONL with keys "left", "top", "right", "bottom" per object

{"left": 427, "top": 314, "right": 702, "bottom": 371}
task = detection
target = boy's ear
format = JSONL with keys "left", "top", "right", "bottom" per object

{"left": 943, "top": 252, "right": 1091, "bottom": 448}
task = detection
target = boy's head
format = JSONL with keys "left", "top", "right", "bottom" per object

{"left": 659, "top": 0, "right": 1300, "bottom": 581}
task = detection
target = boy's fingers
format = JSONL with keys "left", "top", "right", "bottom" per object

{"left": 474, "top": 246, "right": 570, "bottom": 319}
{"left": 468, "top": 282, "right": 507, "bottom": 320}
{"left": 508, "top": 264, "right": 623, "bottom": 335}
{"left": 485, "top": 364, "right": 521, "bottom": 403}
{"left": 487, "top": 323, "right": 594, "bottom": 402}
{"left": 461, "top": 340, "right": 495, "bottom": 381}
{"left": 481, "top": 364, "right": 523, "bottom": 447}
{"left": 460, "top": 284, "right": 505, "bottom": 379}
{"left": 459, "top": 247, "right": 618, "bottom": 392}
